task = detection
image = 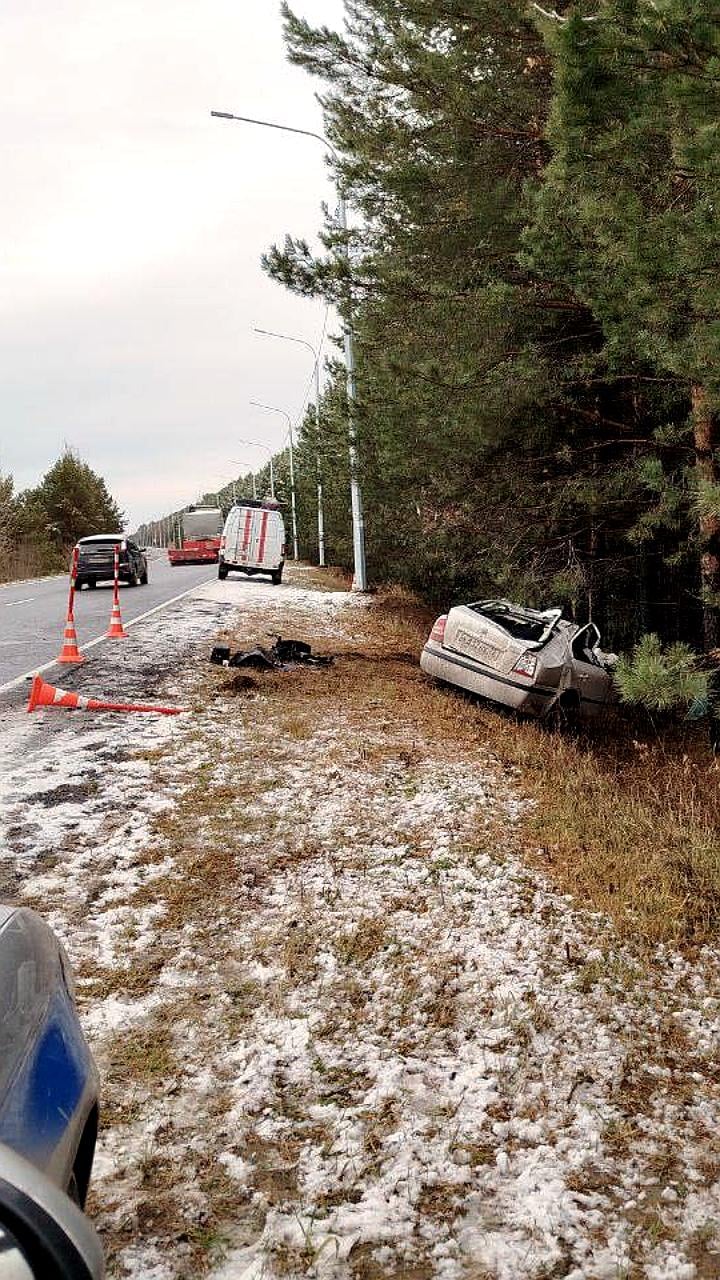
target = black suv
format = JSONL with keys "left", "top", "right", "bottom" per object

{"left": 74, "top": 535, "right": 149, "bottom": 589}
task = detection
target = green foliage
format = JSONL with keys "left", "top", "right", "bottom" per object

{"left": 614, "top": 634, "right": 708, "bottom": 713}
{"left": 0, "top": 450, "right": 123, "bottom": 582}
{"left": 25, "top": 448, "right": 124, "bottom": 550}
{"left": 693, "top": 479, "right": 720, "bottom": 522}
{"left": 143, "top": 0, "right": 719, "bottom": 653}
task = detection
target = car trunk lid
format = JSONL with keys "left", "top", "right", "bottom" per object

{"left": 443, "top": 601, "right": 563, "bottom": 676}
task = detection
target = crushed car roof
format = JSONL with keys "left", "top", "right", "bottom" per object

{"left": 466, "top": 599, "right": 564, "bottom": 647}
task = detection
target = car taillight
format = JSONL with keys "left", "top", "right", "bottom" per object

{"left": 430, "top": 615, "right": 447, "bottom": 644}
{"left": 513, "top": 651, "right": 537, "bottom": 677}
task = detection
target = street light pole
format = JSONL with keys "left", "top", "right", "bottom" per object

{"left": 211, "top": 109, "right": 367, "bottom": 590}
{"left": 236, "top": 440, "right": 275, "bottom": 500}
{"left": 254, "top": 327, "right": 325, "bottom": 567}
{"left": 249, "top": 401, "right": 299, "bottom": 561}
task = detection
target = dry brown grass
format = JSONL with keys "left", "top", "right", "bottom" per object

{"left": 210, "top": 575, "right": 720, "bottom": 948}
{"left": 304, "top": 589, "right": 720, "bottom": 948}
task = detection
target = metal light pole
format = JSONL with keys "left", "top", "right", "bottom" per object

{"left": 235, "top": 441, "right": 275, "bottom": 500}
{"left": 250, "top": 401, "right": 299, "bottom": 561}
{"left": 211, "top": 109, "right": 367, "bottom": 590}
{"left": 254, "top": 327, "right": 325, "bottom": 567}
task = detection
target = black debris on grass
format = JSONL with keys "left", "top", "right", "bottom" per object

{"left": 210, "top": 637, "right": 333, "bottom": 672}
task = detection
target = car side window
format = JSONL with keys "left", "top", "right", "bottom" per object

{"left": 572, "top": 625, "right": 601, "bottom": 666}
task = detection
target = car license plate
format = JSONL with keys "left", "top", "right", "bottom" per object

{"left": 454, "top": 628, "right": 499, "bottom": 665}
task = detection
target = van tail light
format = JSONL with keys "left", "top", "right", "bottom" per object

{"left": 430, "top": 615, "right": 447, "bottom": 645}
{"left": 512, "top": 651, "right": 537, "bottom": 678}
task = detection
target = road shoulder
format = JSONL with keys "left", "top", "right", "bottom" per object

{"left": 1, "top": 568, "right": 719, "bottom": 1280}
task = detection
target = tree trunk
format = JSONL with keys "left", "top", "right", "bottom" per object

{"left": 692, "top": 384, "right": 720, "bottom": 651}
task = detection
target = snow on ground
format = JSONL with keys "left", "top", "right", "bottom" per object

{"left": 1, "top": 565, "right": 720, "bottom": 1279}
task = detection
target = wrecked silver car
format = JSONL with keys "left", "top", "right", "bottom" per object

{"left": 420, "top": 599, "right": 617, "bottom": 720}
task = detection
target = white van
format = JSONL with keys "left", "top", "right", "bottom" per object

{"left": 218, "top": 500, "right": 286, "bottom": 585}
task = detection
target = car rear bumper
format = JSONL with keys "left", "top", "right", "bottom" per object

{"left": 420, "top": 641, "right": 558, "bottom": 718}
{"left": 77, "top": 563, "right": 131, "bottom": 580}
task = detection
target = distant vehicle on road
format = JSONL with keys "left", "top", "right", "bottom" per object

{"left": 421, "top": 598, "right": 617, "bottom": 721}
{"left": 168, "top": 506, "right": 224, "bottom": 566}
{"left": 74, "top": 535, "right": 148, "bottom": 589}
{"left": 218, "top": 500, "right": 286, "bottom": 585}
{"left": 0, "top": 906, "right": 99, "bottom": 1209}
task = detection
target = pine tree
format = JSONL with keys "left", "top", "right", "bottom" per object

{"left": 528, "top": 1, "right": 720, "bottom": 647}
{"left": 26, "top": 448, "right": 124, "bottom": 550}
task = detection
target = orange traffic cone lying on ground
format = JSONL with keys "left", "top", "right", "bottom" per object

{"left": 57, "top": 615, "right": 85, "bottom": 664}
{"left": 27, "top": 675, "right": 184, "bottom": 716}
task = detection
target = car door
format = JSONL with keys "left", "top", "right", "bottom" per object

{"left": 569, "top": 624, "right": 613, "bottom": 714}
{"left": 129, "top": 540, "right": 144, "bottom": 576}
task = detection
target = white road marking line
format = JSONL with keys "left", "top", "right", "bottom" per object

{"left": 0, "top": 577, "right": 216, "bottom": 697}
{"left": 0, "top": 574, "right": 65, "bottom": 591}
{"left": 3, "top": 597, "right": 35, "bottom": 607}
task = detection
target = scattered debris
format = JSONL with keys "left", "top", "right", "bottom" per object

{"left": 210, "top": 636, "right": 332, "bottom": 672}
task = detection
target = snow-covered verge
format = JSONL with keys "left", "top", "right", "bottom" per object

{"left": 1, "top": 565, "right": 720, "bottom": 1280}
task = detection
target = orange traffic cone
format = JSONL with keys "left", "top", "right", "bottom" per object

{"left": 106, "top": 597, "right": 128, "bottom": 639}
{"left": 57, "top": 615, "right": 85, "bottom": 664}
{"left": 27, "top": 675, "right": 184, "bottom": 716}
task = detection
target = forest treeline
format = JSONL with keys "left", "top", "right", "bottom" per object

{"left": 0, "top": 449, "right": 123, "bottom": 582}
{"left": 150, "top": 2, "right": 720, "bottom": 661}
{"left": 271, "top": 0, "right": 720, "bottom": 657}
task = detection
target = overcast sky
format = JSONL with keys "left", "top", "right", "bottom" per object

{"left": 1, "top": 0, "right": 346, "bottom": 526}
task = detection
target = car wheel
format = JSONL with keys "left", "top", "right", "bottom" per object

{"left": 75, "top": 577, "right": 85, "bottom": 590}
{"left": 271, "top": 569, "right": 283, "bottom": 585}
{"left": 545, "top": 692, "right": 581, "bottom": 732}
{"left": 88, "top": 578, "right": 97, "bottom": 590}
{"left": 218, "top": 565, "right": 228, "bottom": 580}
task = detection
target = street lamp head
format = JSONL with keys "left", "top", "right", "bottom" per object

{"left": 209, "top": 109, "right": 340, "bottom": 164}
{"left": 253, "top": 327, "right": 319, "bottom": 361}
{"left": 250, "top": 399, "right": 292, "bottom": 428}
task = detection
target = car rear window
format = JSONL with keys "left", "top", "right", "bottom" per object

{"left": 469, "top": 603, "right": 556, "bottom": 643}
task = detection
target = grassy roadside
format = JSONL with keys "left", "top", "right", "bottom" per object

{"left": 50, "top": 568, "right": 720, "bottom": 1277}
{"left": 0, "top": 543, "right": 65, "bottom": 584}
{"left": 365, "top": 588, "right": 720, "bottom": 949}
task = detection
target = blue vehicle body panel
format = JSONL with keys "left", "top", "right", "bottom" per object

{"left": 0, "top": 908, "right": 98, "bottom": 1195}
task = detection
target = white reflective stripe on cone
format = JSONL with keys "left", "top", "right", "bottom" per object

{"left": 52, "top": 687, "right": 68, "bottom": 704}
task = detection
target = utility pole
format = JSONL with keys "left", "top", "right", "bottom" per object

{"left": 255, "top": 327, "right": 325, "bottom": 567}
{"left": 211, "top": 110, "right": 366, "bottom": 589}
{"left": 235, "top": 442, "right": 275, "bottom": 500}
{"left": 250, "top": 402, "right": 299, "bottom": 560}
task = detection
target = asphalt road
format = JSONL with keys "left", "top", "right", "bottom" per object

{"left": 0, "top": 550, "right": 216, "bottom": 691}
